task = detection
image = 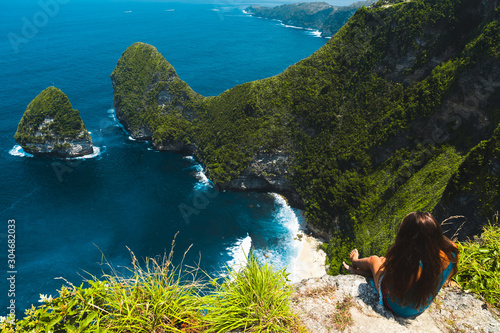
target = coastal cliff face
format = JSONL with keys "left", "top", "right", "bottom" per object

{"left": 112, "top": 0, "right": 500, "bottom": 272}
{"left": 110, "top": 42, "right": 202, "bottom": 151}
{"left": 14, "top": 86, "right": 93, "bottom": 157}
{"left": 245, "top": 1, "right": 377, "bottom": 37}
{"left": 216, "top": 150, "right": 304, "bottom": 208}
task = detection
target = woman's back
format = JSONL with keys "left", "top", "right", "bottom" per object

{"left": 382, "top": 249, "right": 457, "bottom": 317}
{"left": 343, "top": 212, "right": 459, "bottom": 317}
{"left": 380, "top": 212, "right": 459, "bottom": 317}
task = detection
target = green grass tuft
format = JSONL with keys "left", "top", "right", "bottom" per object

{"left": 454, "top": 213, "right": 500, "bottom": 309}
{"left": 1, "top": 242, "right": 304, "bottom": 332}
{"left": 203, "top": 252, "right": 305, "bottom": 333}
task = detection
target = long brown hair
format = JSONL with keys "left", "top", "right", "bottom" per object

{"left": 381, "top": 212, "right": 459, "bottom": 309}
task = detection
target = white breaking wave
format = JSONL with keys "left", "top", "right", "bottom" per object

{"left": 193, "top": 164, "right": 212, "bottom": 190}
{"left": 226, "top": 234, "right": 252, "bottom": 272}
{"left": 307, "top": 30, "right": 322, "bottom": 38}
{"left": 9, "top": 145, "right": 33, "bottom": 158}
{"left": 281, "top": 23, "right": 303, "bottom": 30}
{"left": 124, "top": 11, "right": 132, "bottom": 13}
{"left": 128, "top": 136, "right": 137, "bottom": 141}
{"left": 271, "top": 193, "right": 300, "bottom": 233}
{"left": 183, "top": 155, "right": 213, "bottom": 190}
{"left": 165, "top": 9, "right": 174, "bottom": 12}
{"left": 270, "top": 193, "right": 304, "bottom": 277}
{"left": 71, "top": 146, "right": 102, "bottom": 160}
{"left": 9, "top": 145, "right": 102, "bottom": 159}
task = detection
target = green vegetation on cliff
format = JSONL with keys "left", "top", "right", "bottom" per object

{"left": 113, "top": 0, "right": 500, "bottom": 273}
{"left": 1, "top": 250, "right": 303, "bottom": 333}
{"left": 111, "top": 42, "right": 201, "bottom": 149}
{"left": 454, "top": 213, "right": 500, "bottom": 308}
{"left": 14, "top": 87, "right": 90, "bottom": 148}
{"left": 3, "top": 223, "right": 499, "bottom": 331}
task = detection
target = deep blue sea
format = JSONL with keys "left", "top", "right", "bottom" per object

{"left": 0, "top": 0, "right": 327, "bottom": 315}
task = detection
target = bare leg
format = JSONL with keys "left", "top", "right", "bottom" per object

{"left": 342, "top": 249, "right": 372, "bottom": 277}
{"left": 343, "top": 249, "right": 386, "bottom": 290}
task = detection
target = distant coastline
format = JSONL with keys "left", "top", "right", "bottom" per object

{"left": 245, "top": 0, "right": 377, "bottom": 37}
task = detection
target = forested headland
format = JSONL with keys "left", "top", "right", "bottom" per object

{"left": 112, "top": 0, "right": 500, "bottom": 274}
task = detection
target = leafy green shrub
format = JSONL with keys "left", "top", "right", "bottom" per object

{"left": 454, "top": 213, "right": 500, "bottom": 309}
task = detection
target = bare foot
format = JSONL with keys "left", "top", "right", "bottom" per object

{"left": 350, "top": 249, "right": 359, "bottom": 262}
{"left": 343, "top": 261, "right": 357, "bottom": 274}
{"left": 349, "top": 249, "right": 359, "bottom": 269}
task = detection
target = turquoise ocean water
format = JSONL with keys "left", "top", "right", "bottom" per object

{"left": 0, "top": 0, "right": 327, "bottom": 315}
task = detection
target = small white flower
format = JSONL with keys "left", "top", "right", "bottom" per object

{"left": 0, "top": 316, "right": 6, "bottom": 323}
{"left": 38, "top": 294, "right": 53, "bottom": 303}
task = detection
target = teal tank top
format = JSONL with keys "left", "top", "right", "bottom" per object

{"left": 382, "top": 255, "right": 456, "bottom": 317}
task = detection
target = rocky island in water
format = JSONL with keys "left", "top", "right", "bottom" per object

{"left": 14, "top": 86, "right": 93, "bottom": 157}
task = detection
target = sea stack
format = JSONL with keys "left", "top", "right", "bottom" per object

{"left": 14, "top": 86, "right": 93, "bottom": 157}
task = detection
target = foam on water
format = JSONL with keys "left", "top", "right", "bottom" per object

{"left": 226, "top": 234, "right": 252, "bottom": 271}
{"left": 281, "top": 23, "right": 303, "bottom": 30}
{"left": 182, "top": 156, "right": 213, "bottom": 190}
{"left": 107, "top": 108, "right": 117, "bottom": 120}
{"left": 191, "top": 163, "right": 212, "bottom": 190}
{"left": 263, "top": 193, "right": 304, "bottom": 275}
{"left": 9, "top": 145, "right": 102, "bottom": 159}
{"left": 9, "top": 145, "right": 33, "bottom": 158}
{"left": 71, "top": 146, "right": 102, "bottom": 160}
{"left": 107, "top": 109, "right": 133, "bottom": 137}
{"left": 307, "top": 30, "right": 322, "bottom": 38}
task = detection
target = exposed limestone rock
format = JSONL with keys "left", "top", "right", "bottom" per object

{"left": 14, "top": 86, "right": 93, "bottom": 157}
{"left": 217, "top": 150, "right": 304, "bottom": 208}
{"left": 291, "top": 275, "right": 500, "bottom": 332}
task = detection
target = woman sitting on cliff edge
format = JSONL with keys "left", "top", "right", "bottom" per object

{"left": 343, "top": 211, "right": 459, "bottom": 317}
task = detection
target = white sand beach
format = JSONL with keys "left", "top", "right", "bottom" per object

{"left": 290, "top": 232, "right": 327, "bottom": 283}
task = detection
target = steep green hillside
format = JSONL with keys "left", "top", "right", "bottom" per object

{"left": 111, "top": 42, "right": 202, "bottom": 150}
{"left": 434, "top": 123, "right": 500, "bottom": 240}
{"left": 113, "top": 0, "right": 500, "bottom": 273}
